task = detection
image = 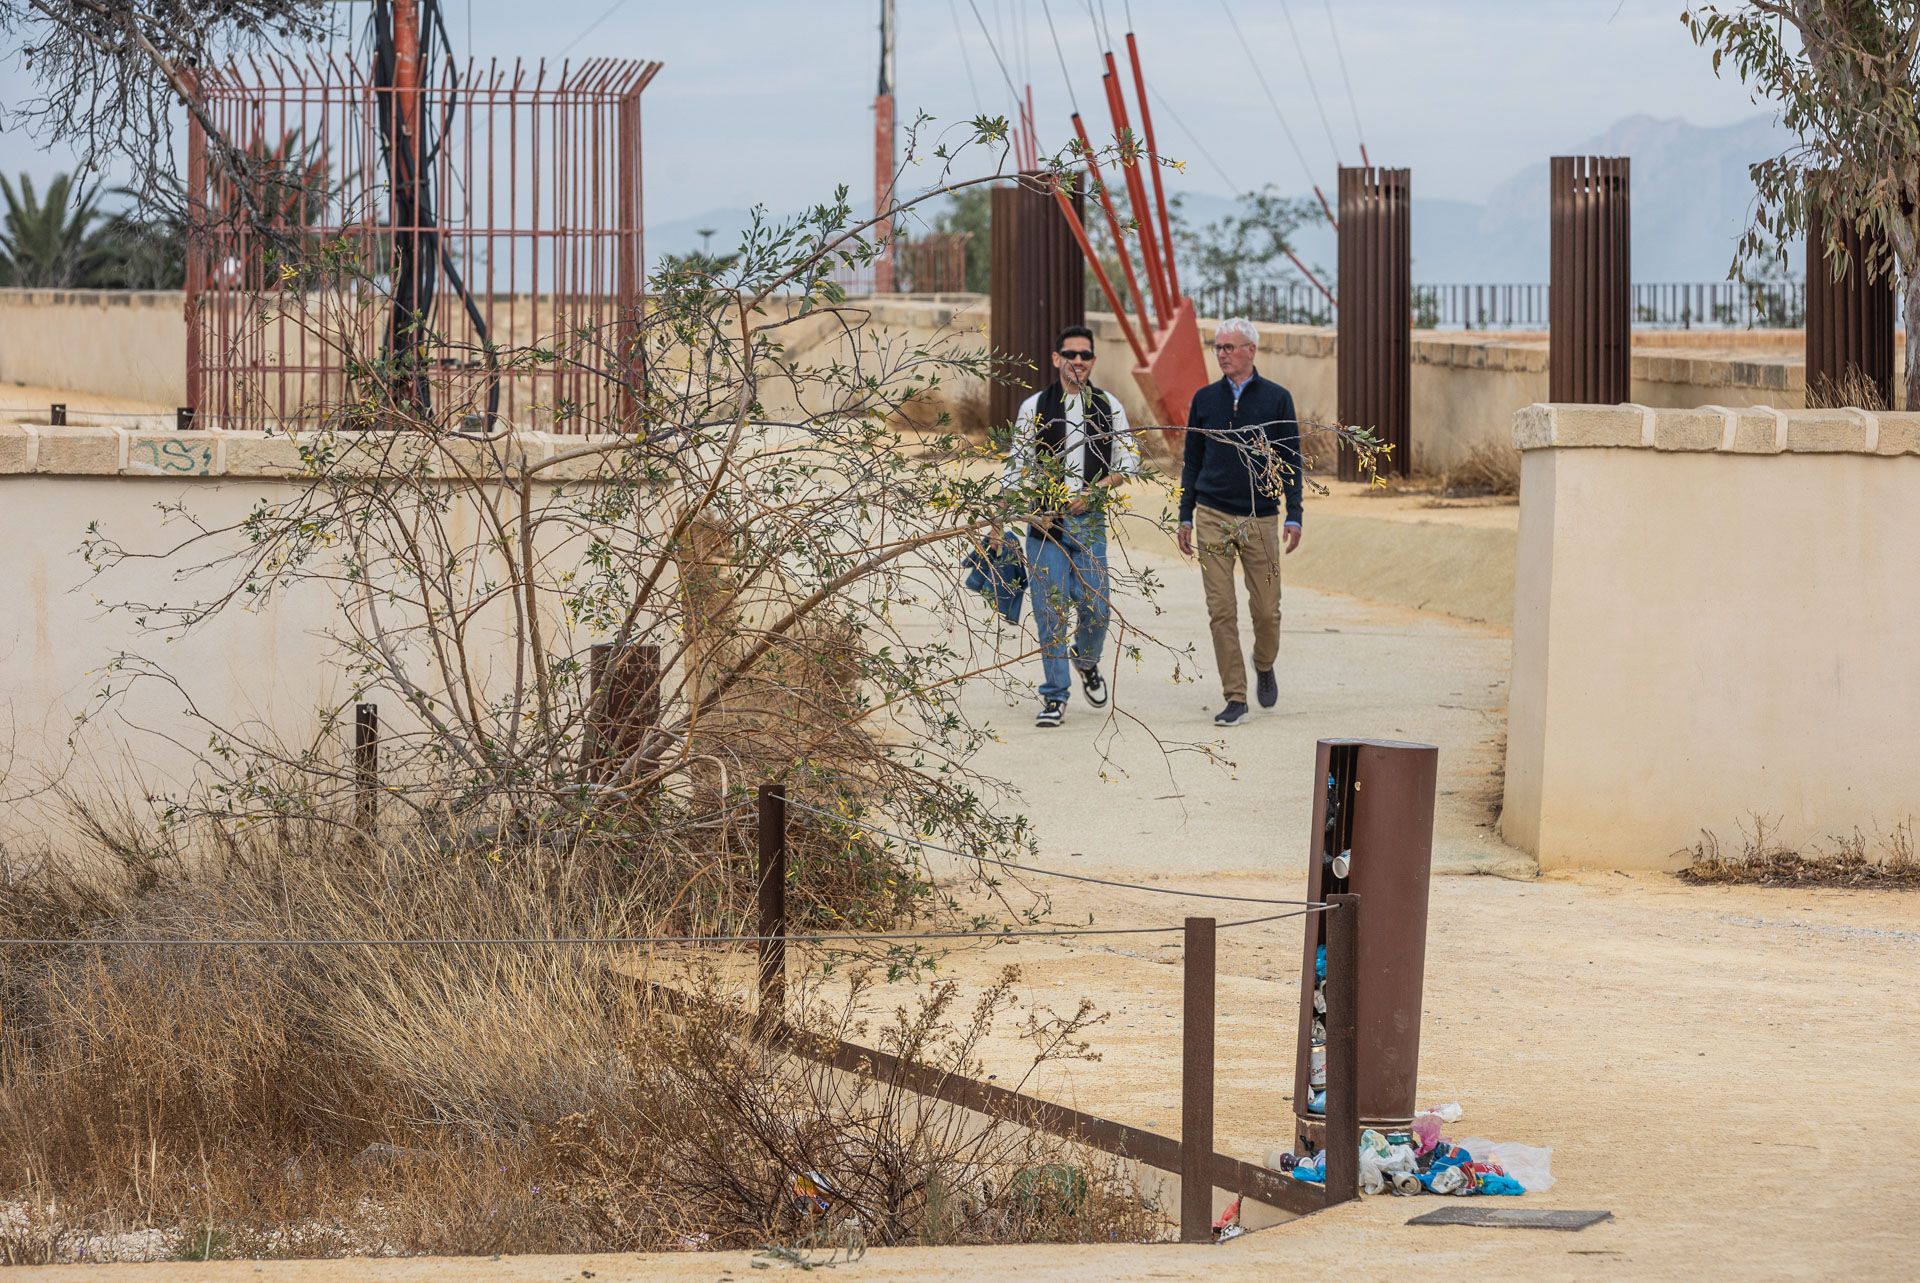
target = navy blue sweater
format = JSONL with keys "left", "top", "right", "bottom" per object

{"left": 1178, "top": 372, "right": 1304, "bottom": 525}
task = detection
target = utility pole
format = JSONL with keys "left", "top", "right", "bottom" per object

{"left": 874, "top": 0, "right": 896, "bottom": 294}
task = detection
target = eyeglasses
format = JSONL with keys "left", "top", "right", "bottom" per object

{"left": 1057, "top": 349, "right": 1096, "bottom": 361}
{"left": 1212, "top": 342, "right": 1250, "bottom": 353}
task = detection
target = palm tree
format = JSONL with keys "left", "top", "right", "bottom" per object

{"left": 0, "top": 173, "right": 113, "bottom": 288}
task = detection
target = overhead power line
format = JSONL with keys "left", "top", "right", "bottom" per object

{"left": 1322, "top": 0, "right": 1369, "bottom": 165}
{"left": 1278, "top": 0, "right": 1344, "bottom": 169}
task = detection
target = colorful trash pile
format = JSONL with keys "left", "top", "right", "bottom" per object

{"left": 1268, "top": 1102, "right": 1556, "bottom": 1198}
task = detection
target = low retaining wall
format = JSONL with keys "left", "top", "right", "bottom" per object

{"left": 0, "top": 289, "right": 187, "bottom": 406}
{"left": 1501, "top": 402, "right": 1920, "bottom": 870}
{"left": 0, "top": 423, "right": 634, "bottom": 840}
{"left": 3, "top": 290, "right": 1876, "bottom": 478}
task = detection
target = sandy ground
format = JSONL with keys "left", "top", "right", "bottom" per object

{"left": 25, "top": 540, "right": 1920, "bottom": 1281}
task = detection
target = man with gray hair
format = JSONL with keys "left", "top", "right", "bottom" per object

{"left": 1175, "top": 317, "right": 1304, "bottom": 726}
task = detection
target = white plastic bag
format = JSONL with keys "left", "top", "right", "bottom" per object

{"left": 1456, "top": 1137, "right": 1555, "bottom": 1192}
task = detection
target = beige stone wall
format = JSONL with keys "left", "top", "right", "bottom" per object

{"left": 1501, "top": 402, "right": 1920, "bottom": 870}
{"left": 0, "top": 424, "right": 635, "bottom": 839}
{"left": 9, "top": 289, "right": 1872, "bottom": 476}
{"left": 0, "top": 289, "right": 188, "bottom": 406}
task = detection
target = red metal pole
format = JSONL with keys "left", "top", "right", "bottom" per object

{"left": 1126, "top": 33, "right": 1182, "bottom": 303}
{"left": 1071, "top": 112, "right": 1156, "bottom": 351}
{"left": 1103, "top": 56, "right": 1171, "bottom": 328}
{"left": 874, "top": 91, "right": 896, "bottom": 293}
{"left": 1047, "top": 175, "right": 1148, "bottom": 365}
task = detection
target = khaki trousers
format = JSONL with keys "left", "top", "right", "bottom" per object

{"left": 1193, "top": 504, "right": 1281, "bottom": 703}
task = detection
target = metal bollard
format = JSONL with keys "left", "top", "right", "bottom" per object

{"left": 756, "top": 783, "right": 787, "bottom": 1036}
{"left": 1179, "top": 915, "right": 1216, "bottom": 1242}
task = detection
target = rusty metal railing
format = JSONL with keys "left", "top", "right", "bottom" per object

{"left": 185, "top": 55, "right": 660, "bottom": 434}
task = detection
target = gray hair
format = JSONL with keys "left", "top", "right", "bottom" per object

{"left": 1214, "top": 317, "right": 1259, "bottom": 348}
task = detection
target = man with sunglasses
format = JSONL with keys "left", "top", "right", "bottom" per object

{"left": 1175, "top": 317, "right": 1304, "bottom": 727}
{"left": 999, "top": 324, "right": 1140, "bottom": 727}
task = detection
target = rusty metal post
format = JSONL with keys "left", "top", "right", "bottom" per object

{"left": 989, "top": 176, "right": 1087, "bottom": 429}
{"left": 1322, "top": 893, "right": 1361, "bottom": 1203}
{"left": 1180, "top": 915, "right": 1216, "bottom": 1242}
{"left": 588, "top": 641, "right": 661, "bottom": 770}
{"left": 183, "top": 75, "right": 205, "bottom": 420}
{"left": 354, "top": 702, "right": 378, "bottom": 831}
{"left": 1806, "top": 201, "right": 1895, "bottom": 409}
{"left": 757, "top": 783, "right": 788, "bottom": 1035}
{"left": 1336, "top": 166, "right": 1411, "bottom": 479}
{"left": 1296, "top": 739, "right": 1437, "bottom": 1147}
{"left": 49, "top": 404, "right": 65, "bottom": 426}
{"left": 1549, "top": 156, "right": 1631, "bottom": 404}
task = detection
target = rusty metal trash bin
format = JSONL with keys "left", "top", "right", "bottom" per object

{"left": 1294, "top": 738, "right": 1437, "bottom": 1152}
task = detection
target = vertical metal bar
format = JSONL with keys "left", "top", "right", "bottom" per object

{"left": 1070, "top": 113, "right": 1155, "bottom": 350}
{"left": 1180, "top": 915, "right": 1216, "bottom": 1242}
{"left": 1126, "top": 32, "right": 1180, "bottom": 301}
{"left": 757, "top": 783, "right": 788, "bottom": 1035}
{"left": 1323, "top": 893, "right": 1361, "bottom": 1204}
{"left": 184, "top": 76, "right": 207, "bottom": 418}
{"left": 354, "top": 701, "right": 378, "bottom": 831}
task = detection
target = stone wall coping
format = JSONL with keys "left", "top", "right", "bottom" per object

{"left": 1511, "top": 402, "right": 1920, "bottom": 456}
{"left": 0, "top": 424, "right": 640, "bottom": 480}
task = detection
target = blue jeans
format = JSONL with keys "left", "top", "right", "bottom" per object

{"left": 1026, "top": 514, "right": 1110, "bottom": 703}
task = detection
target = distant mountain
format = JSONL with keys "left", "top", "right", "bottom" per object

{"left": 1468, "top": 113, "right": 1796, "bottom": 282}
{"left": 649, "top": 114, "right": 1796, "bottom": 286}
{"left": 1130, "top": 114, "right": 1796, "bottom": 285}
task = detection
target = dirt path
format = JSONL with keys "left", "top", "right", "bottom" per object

{"left": 30, "top": 550, "right": 1920, "bottom": 1280}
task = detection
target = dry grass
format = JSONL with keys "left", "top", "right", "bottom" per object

{"left": 1679, "top": 815, "right": 1920, "bottom": 889}
{"left": 1356, "top": 439, "right": 1519, "bottom": 502}
{"left": 1805, "top": 364, "right": 1889, "bottom": 412}
{"left": 0, "top": 821, "right": 1164, "bottom": 1263}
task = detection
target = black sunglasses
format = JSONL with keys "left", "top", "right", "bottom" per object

{"left": 1056, "top": 348, "right": 1096, "bottom": 361}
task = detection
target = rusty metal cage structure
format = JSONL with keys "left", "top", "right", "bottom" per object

{"left": 989, "top": 175, "right": 1086, "bottom": 429}
{"left": 1549, "top": 156, "right": 1631, "bottom": 405}
{"left": 185, "top": 55, "right": 661, "bottom": 433}
{"left": 897, "top": 232, "right": 970, "bottom": 294}
{"left": 1806, "top": 203, "right": 1895, "bottom": 409}
{"left": 1336, "top": 166, "right": 1411, "bottom": 480}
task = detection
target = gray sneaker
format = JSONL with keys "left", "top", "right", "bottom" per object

{"left": 1077, "top": 663, "right": 1108, "bottom": 708}
{"left": 1256, "top": 668, "right": 1278, "bottom": 709}
{"left": 1214, "top": 700, "right": 1249, "bottom": 727}
{"left": 1035, "top": 699, "right": 1065, "bottom": 728}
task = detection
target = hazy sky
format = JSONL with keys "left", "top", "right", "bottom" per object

{"left": 0, "top": 0, "right": 1770, "bottom": 221}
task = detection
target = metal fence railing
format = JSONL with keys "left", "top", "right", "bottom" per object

{"left": 1094, "top": 280, "right": 1816, "bottom": 331}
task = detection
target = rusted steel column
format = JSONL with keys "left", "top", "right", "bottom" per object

{"left": 1296, "top": 739, "right": 1437, "bottom": 1146}
{"left": 1806, "top": 201, "right": 1895, "bottom": 409}
{"left": 1549, "top": 156, "right": 1631, "bottom": 404}
{"left": 989, "top": 175, "right": 1087, "bottom": 429}
{"left": 756, "top": 783, "right": 788, "bottom": 1034}
{"left": 183, "top": 81, "right": 207, "bottom": 419}
{"left": 1180, "top": 915, "right": 1216, "bottom": 1242}
{"left": 354, "top": 702, "right": 379, "bottom": 831}
{"left": 588, "top": 641, "right": 662, "bottom": 771}
{"left": 1323, "top": 893, "right": 1360, "bottom": 1204}
{"left": 1336, "top": 166, "right": 1411, "bottom": 480}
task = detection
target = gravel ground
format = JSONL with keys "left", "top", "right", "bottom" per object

{"left": 27, "top": 549, "right": 1919, "bottom": 1281}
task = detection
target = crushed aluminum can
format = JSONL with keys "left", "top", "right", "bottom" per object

{"left": 1390, "top": 1169, "right": 1422, "bottom": 1197}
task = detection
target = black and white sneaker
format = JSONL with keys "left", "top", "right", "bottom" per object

{"left": 1256, "top": 668, "right": 1279, "bottom": 709}
{"left": 1077, "top": 664, "right": 1108, "bottom": 708}
{"left": 1035, "top": 699, "right": 1065, "bottom": 728}
{"left": 1214, "top": 700, "right": 1249, "bottom": 727}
